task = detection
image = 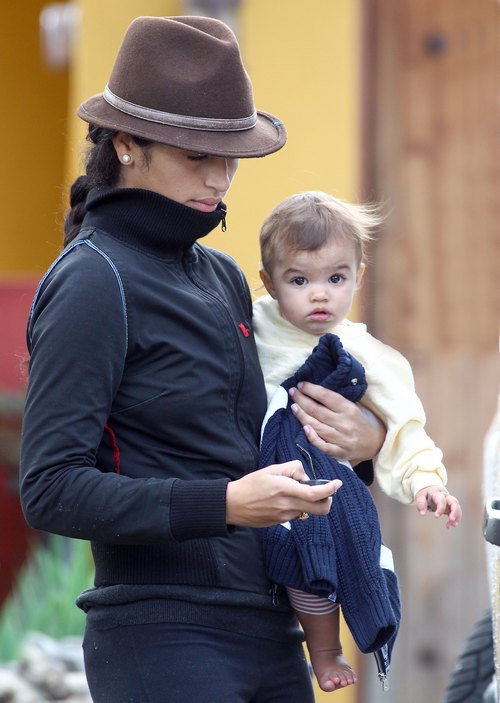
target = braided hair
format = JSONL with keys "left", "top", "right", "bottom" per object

{"left": 63, "top": 125, "right": 152, "bottom": 246}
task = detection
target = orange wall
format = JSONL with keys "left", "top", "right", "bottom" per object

{"left": 0, "top": 1, "right": 69, "bottom": 275}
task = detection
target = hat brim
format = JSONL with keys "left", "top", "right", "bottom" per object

{"left": 77, "top": 94, "right": 286, "bottom": 158}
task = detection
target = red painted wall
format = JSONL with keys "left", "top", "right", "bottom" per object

{"left": 0, "top": 280, "right": 39, "bottom": 603}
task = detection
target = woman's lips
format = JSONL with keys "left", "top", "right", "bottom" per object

{"left": 191, "top": 199, "right": 221, "bottom": 213}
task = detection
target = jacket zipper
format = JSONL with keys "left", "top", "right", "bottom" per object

{"left": 181, "top": 258, "right": 260, "bottom": 468}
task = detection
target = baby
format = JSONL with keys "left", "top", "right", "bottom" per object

{"left": 253, "top": 191, "right": 462, "bottom": 692}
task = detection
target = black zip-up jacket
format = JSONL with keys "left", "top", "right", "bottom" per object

{"left": 20, "top": 187, "right": 301, "bottom": 642}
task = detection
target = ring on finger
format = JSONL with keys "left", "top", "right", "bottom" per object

{"left": 298, "top": 512, "right": 309, "bottom": 521}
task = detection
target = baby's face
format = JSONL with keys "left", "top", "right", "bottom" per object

{"left": 262, "top": 239, "right": 364, "bottom": 336}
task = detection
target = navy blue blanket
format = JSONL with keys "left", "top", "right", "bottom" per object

{"left": 260, "top": 334, "right": 400, "bottom": 674}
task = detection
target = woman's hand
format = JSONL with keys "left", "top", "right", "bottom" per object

{"left": 288, "top": 382, "right": 386, "bottom": 464}
{"left": 226, "top": 461, "right": 342, "bottom": 528}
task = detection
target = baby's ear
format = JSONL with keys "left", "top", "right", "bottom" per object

{"left": 259, "top": 268, "right": 277, "bottom": 298}
{"left": 356, "top": 262, "right": 366, "bottom": 288}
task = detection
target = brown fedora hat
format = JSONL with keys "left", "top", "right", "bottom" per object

{"left": 77, "top": 15, "right": 286, "bottom": 158}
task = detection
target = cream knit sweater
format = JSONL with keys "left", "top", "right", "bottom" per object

{"left": 252, "top": 294, "right": 447, "bottom": 504}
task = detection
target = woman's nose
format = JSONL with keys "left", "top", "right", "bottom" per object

{"left": 206, "top": 158, "right": 237, "bottom": 193}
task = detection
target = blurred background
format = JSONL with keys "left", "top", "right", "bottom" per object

{"left": 0, "top": 1, "right": 498, "bottom": 702}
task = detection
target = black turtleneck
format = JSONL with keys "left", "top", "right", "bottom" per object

{"left": 83, "top": 186, "right": 227, "bottom": 256}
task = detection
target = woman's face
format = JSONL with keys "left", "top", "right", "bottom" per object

{"left": 113, "top": 133, "right": 239, "bottom": 212}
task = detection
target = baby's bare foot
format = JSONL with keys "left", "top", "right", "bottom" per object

{"left": 309, "top": 649, "right": 357, "bottom": 692}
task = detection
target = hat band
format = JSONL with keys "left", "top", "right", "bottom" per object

{"left": 104, "top": 86, "right": 257, "bottom": 132}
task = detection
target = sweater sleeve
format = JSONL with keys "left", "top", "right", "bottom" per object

{"left": 359, "top": 341, "right": 447, "bottom": 504}
{"left": 19, "top": 243, "right": 228, "bottom": 544}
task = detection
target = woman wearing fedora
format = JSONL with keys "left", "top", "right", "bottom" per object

{"left": 19, "top": 15, "right": 383, "bottom": 702}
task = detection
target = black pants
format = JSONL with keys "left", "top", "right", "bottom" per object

{"left": 83, "top": 620, "right": 315, "bottom": 703}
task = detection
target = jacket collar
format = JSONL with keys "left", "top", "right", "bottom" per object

{"left": 82, "top": 186, "right": 226, "bottom": 257}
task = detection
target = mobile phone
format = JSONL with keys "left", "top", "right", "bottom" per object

{"left": 301, "top": 479, "right": 331, "bottom": 486}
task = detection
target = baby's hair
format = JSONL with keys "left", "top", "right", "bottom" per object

{"left": 259, "top": 191, "right": 383, "bottom": 273}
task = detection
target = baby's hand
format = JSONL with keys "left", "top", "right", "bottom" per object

{"left": 415, "top": 485, "right": 462, "bottom": 528}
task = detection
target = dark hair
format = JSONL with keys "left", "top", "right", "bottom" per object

{"left": 63, "top": 125, "right": 152, "bottom": 246}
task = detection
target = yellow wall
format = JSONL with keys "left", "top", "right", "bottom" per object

{"left": 208, "top": 0, "right": 362, "bottom": 294}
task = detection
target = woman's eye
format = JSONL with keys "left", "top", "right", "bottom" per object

{"left": 188, "top": 153, "right": 208, "bottom": 162}
{"left": 292, "top": 277, "right": 307, "bottom": 286}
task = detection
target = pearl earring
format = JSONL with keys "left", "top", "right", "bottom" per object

{"left": 121, "top": 154, "right": 131, "bottom": 164}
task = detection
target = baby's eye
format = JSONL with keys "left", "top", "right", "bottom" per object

{"left": 329, "top": 274, "right": 344, "bottom": 284}
{"left": 292, "top": 277, "right": 308, "bottom": 286}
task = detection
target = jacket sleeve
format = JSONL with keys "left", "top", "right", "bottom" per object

{"left": 19, "top": 243, "right": 229, "bottom": 544}
{"left": 360, "top": 343, "right": 447, "bottom": 504}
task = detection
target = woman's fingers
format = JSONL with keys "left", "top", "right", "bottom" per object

{"left": 290, "top": 383, "right": 385, "bottom": 463}
{"left": 226, "top": 463, "right": 339, "bottom": 528}
{"left": 290, "top": 383, "right": 344, "bottom": 424}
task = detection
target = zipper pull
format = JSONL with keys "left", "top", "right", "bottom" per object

{"left": 270, "top": 583, "right": 280, "bottom": 606}
{"left": 219, "top": 203, "right": 227, "bottom": 232}
{"left": 378, "top": 673, "right": 389, "bottom": 692}
{"left": 296, "top": 443, "right": 317, "bottom": 480}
